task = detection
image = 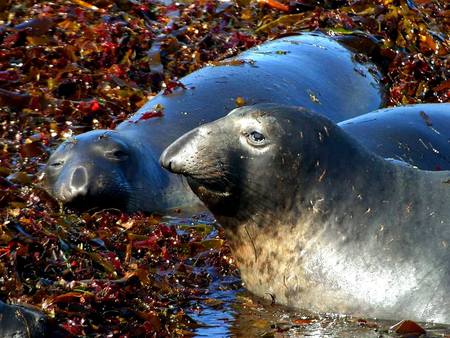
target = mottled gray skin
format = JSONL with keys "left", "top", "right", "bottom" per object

{"left": 160, "top": 104, "right": 450, "bottom": 323}
{"left": 0, "top": 301, "right": 48, "bottom": 337}
{"left": 339, "top": 103, "right": 450, "bottom": 171}
{"left": 42, "top": 32, "right": 383, "bottom": 212}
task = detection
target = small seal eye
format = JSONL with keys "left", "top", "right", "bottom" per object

{"left": 50, "top": 160, "right": 64, "bottom": 168}
{"left": 105, "top": 149, "right": 128, "bottom": 161}
{"left": 246, "top": 131, "right": 266, "bottom": 146}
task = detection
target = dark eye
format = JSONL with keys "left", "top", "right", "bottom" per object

{"left": 246, "top": 131, "right": 266, "bottom": 146}
{"left": 105, "top": 150, "right": 128, "bottom": 161}
{"left": 50, "top": 160, "right": 64, "bottom": 168}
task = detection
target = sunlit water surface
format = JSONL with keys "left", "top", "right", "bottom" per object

{"left": 186, "top": 278, "right": 450, "bottom": 337}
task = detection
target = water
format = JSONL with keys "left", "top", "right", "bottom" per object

{"left": 189, "top": 282, "right": 450, "bottom": 337}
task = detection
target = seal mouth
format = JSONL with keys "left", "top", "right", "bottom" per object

{"left": 187, "top": 177, "right": 231, "bottom": 198}
{"left": 186, "top": 177, "right": 239, "bottom": 216}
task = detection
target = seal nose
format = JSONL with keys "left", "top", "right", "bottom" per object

{"left": 160, "top": 128, "right": 199, "bottom": 174}
{"left": 160, "top": 143, "right": 184, "bottom": 174}
{"left": 70, "top": 166, "right": 88, "bottom": 194}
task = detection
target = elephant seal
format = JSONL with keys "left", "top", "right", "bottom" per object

{"left": 42, "top": 32, "right": 384, "bottom": 212}
{"left": 339, "top": 103, "right": 450, "bottom": 171}
{"left": 160, "top": 104, "right": 450, "bottom": 323}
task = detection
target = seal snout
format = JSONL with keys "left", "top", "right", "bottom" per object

{"left": 160, "top": 128, "right": 199, "bottom": 175}
{"left": 159, "top": 148, "right": 177, "bottom": 173}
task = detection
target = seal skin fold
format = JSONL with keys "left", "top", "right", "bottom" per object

{"left": 42, "top": 32, "right": 386, "bottom": 212}
{"left": 160, "top": 103, "right": 450, "bottom": 324}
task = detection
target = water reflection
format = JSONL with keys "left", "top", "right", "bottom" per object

{"left": 189, "top": 276, "right": 241, "bottom": 337}
{"left": 191, "top": 284, "right": 450, "bottom": 337}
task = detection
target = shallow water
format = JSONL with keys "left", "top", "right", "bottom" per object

{"left": 189, "top": 281, "right": 450, "bottom": 337}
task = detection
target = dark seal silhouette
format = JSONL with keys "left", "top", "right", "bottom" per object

{"left": 161, "top": 104, "right": 450, "bottom": 323}
{"left": 0, "top": 301, "right": 48, "bottom": 338}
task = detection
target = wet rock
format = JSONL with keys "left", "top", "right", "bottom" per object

{"left": 389, "top": 319, "right": 426, "bottom": 337}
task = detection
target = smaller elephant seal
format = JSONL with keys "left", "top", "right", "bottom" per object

{"left": 42, "top": 32, "right": 384, "bottom": 213}
{"left": 160, "top": 104, "right": 450, "bottom": 324}
{"left": 339, "top": 103, "right": 450, "bottom": 171}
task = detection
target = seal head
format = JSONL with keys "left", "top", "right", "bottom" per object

{"left": 43, "top": 129, "right": 168, "bottom": 212}
{"left": 161, "top": 104, "right": 360, "bottom": 220}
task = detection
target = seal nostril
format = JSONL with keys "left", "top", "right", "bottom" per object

{"left": 71, "top": 167, "right": 87, "bottom": 189}
{"left": 160, "top": 150, "right": 175, "bottom": 172}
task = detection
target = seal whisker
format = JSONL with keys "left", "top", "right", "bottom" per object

{"left": 244, "top": 225, "right": 259, "bottom": 263}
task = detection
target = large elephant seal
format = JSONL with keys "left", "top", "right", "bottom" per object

{"left": 339, "top": 103, "right": 450, "bottom": 171}
{"left": 42, "top": 32, "right": 384, "bottom": 212}
{"left": 160, "top": 104, "right": 450, "bottom": 323}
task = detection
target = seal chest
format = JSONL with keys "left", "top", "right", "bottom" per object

{"left": 160, "top": 103, "right": 450, "bottom": 324}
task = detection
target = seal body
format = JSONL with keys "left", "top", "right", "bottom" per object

{"left": 339, "top": 103, "right": 450, "bottom": 171}
{"left": 160, "top": 104, "right": 450, "bottom": 323}
{"left": 43, "top": 32, "right": 384, "bottom": 212}
{"left": 0, "top": 301, "right": 48, "bottom": 338}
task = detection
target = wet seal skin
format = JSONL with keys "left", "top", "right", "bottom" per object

{"left": 160, "top": 103, "right": 450, "bottom": 323}
{"left": 0, "top": 300, "right": 48, "bottom": 338}
{"left": 42, "top": 32, "right": 384, "bottom": 213}
{"left": 339, "top": 103, "right": 450, "bottom": 171}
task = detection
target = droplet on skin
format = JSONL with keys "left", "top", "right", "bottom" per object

{"left": 235, "top": 96, "right": 246, "bottom": 107}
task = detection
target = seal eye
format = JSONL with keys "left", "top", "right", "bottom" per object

{"left": 105, "top": 150, "right": 128, "bottom": 161}
{"left": 50, "top": 160, "right": 64, "bottom": 168}
{"left": 246, "top": 131, "right": 266, "bottom": 146}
